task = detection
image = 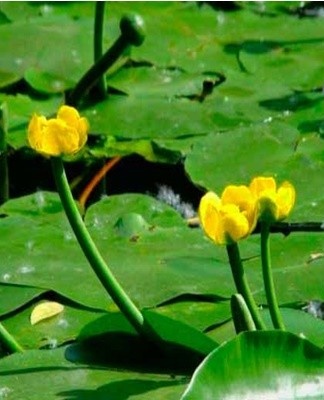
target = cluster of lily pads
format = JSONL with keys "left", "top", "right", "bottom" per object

{"left": 1, "top": 2, "right": 324, "bottom": 399}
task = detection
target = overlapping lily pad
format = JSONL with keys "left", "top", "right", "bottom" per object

{"left": 3, "top": 1, "right": 324, "bottom": 162}
{"left": 0, "top": 192, "right": 239, "bottom": 313}
{"left": 0, "top": 345, "right": 188, "bottom": 400}
{"left": 185, "top": 121, "right": 324, "bottom": 220}
{"left": 2, "top": 2, "right": 324, "bottom": 397}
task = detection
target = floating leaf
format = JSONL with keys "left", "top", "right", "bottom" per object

{"left": 0, "top": 345, "right": 187, "bottom": 399}
{"left": 181, "top": 331, "right": 324, "bottom": 400}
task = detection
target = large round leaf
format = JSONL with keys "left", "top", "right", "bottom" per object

{"left": 185, "top": 121, "right": 324, "bottom": 220}
{"left": 181, "top": 331, "right": 324, "bottom": 399}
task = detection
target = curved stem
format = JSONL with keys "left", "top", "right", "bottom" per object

{"left": 51, "top": 157, "right": 154, "bottom": 339}
{"left": 93, "top": 2, "right": 107, "bottom": 99}
{"left": 68, "top": 36, "right": 127, "bottom": 107}
{"left": 260, "top": 222, "right": 285, "bottom": 330}
{"left": 0, "top": 322, "right": 24, "bottom": 353}
{"left": 68, "top": 13, "right": 145, "bottom": 107}
{"left": 226, "top": 243, "right": 266, "bottom": 330}
{"left": 79, "top": 156, "right": 121, "bottom": 208}
{"left": 231, "top": 294, "right": 256, "bottom": 333}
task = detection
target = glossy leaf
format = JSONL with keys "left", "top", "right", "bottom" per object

{"left": 78, "top": 309, "right": 218, "bottom": 371}
{"left": 181, "top": 331, "right": 324, "bottom": 400}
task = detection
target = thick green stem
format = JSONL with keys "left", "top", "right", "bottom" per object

{"left": 68, "top": 14, "right": 145, "bottom": 107}
{"left": 226, "top": 243, "right": 266, "bottom": 330}
{"left": 93, "top": 1, "right": 107, "bottom": 99}
{"left": 0, "top": 321, "right": 24, "bottom": 353}
{"left": 231, "top": 294, "right": 256, "bottom": 333}
{"left": 260, "top": 222, "right": 285, "bottom": 330}
{"left": 0, "top": 103, "right": 9, "bottom": 205}
{"left": 68, "top": 35, "right": 126, "bottom": 107}
{"left": 51, "top": 157, "right": 154, "bottom": 339}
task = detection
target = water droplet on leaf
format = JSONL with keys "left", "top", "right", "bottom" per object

{"left": 18, "top": 265, "right": 35, "bottom": 274}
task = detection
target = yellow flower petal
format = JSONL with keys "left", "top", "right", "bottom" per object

{"left": 222, "top": 185, "right": 258, "bottom": 233}
{"left": 199, "top": 192, "right": 222, "bottom": 242}
{"left": 77, "top": 117, "right": 89, "bottom": 148}
{"left": 276, "top": 181, "right": 295, "bottom": 220}
{"left": 57, "top": 105, "right": 80, "bottom": 126}
{"left": 27, "top": 114, "right": 47, "bottom": 152}
{"left": 27, "top": 106, "right": 89, "bottom": 156}
{"left": 47, "top": 119, "right": 80, "bottom": 154}
{"left": 249, "top": 176, "right": 276, "bottom": 196}
{"left": 199, "top": 191, "right": 252, "bottom": 245}
{"left": 222, "top": 209, "right": 250, "bottom": 244}
{"left": 249, "top": 176, "right": 295, "bottom": 222}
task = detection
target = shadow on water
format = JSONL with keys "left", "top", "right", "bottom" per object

{"left": 259, "top": 92, "right": 324, "bottom": 113}
{"left": 223, "top": 37, "right": 324, "bottom": 72}
{"left": 57, "top": 378, "right": 186, "bottom": 400}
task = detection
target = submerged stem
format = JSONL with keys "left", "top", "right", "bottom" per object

{"left": 51, "top": 157, "right": 154, "bottom": 339}
{"left": 260, "top": 222, "right": 285, "bottom": 330}
{"left": 226, "top": 242, "right": 266, "bottom": 330}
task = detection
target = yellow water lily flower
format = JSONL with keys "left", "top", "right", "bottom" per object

{"left": 199, "top": 185, "right": 257, "bottom": 245}
{"left": 249, "top": 176, "right": 295, "bottom": 223}
{"left": 28, "top": 105, "right": 89, "bottom": 156}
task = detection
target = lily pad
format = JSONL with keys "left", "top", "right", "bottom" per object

{"left": 0, "top": 345, "right": 188, "bottom": 400}
{"left": 181, "top": 331, "right": 324, "bottom": 400}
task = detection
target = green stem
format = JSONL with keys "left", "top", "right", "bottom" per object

{"left": 0, "top": 103, "right": 9, "bottom": 205}
{"left": 50, "top": 157, "right": 154, "bottom": 339}
{"left": 0, "top": 321, "right": 24, "bottom": 353}
{"left": 68, "top": 35, "right": 126, "bottom": 107}
{"left": 260, "top": 222, "right": 285, "bottom": 330}
{"left": 68, "top": 14, "right": 145, "bottom": 107}
{"left": 231, "top": 293, "right": 256, "bottom": 333}
{"left": 93, "top": 1, "right": 107, "bottom": 99}
{"left": 226, "top": 243, "right": 266, "bottom": 330}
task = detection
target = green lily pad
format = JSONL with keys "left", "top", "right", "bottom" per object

{"left": 181, "top": 331, "right": 324, "bottom": 400}
{"left": 245, "top": 233, "right": 324, "bottom": 305}
{"left": 185, "top": 121, "right": 324, "bottom": 220}
{"left": 0, "top": 283, "right": 45, "bottom": 317}
{"left": 0, "top": 345, "right": 187, "bottom": 400}
{"left": 155, "top": 298, "right": 231, "bottom": 332}
{"left": 0, "top": 192, "right": 240, "bottom": 313}
{"left": 2, "top": 300, "right": 106, "bottom": 350}
{"left": 2, "top": 94, "right": 62, "bottom": 149}
{"left": 78, "top": 309, "right": 218, "bottom": 367}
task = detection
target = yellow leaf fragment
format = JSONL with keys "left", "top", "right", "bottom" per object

{"left": 30, "top": 301, "right": 64, "bottom": 325}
